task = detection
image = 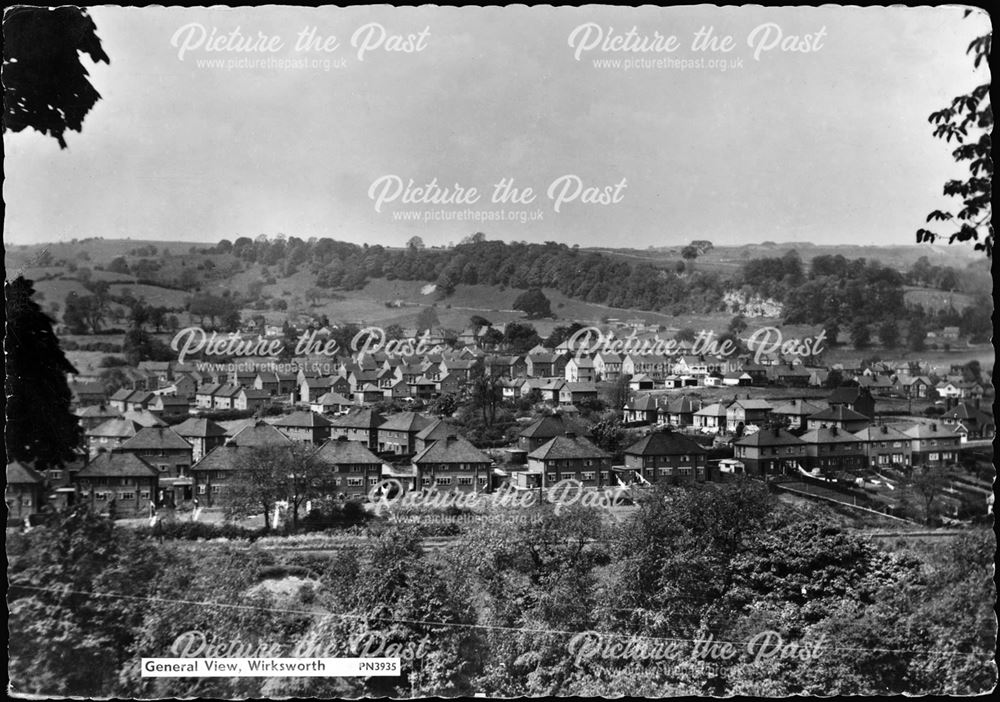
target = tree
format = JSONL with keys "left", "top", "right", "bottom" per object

{"left": 878, "top": 319, "right": 900, "bottom": 348}
{"left": 225, "top": 446, "right": 291, "bottom": 531}
{"left": 469, "top": 315, "right": 491, "bottom": 330}
{"left": 681, "top": 245, "right": 700, "bottom": 264}
{"left": 908, "top": 318, "right": 928, "bottom": 352}
{"left": 849, "top": 320, "right": 871, "bottom": 349}
{"left": 471, "top": 373, "right": 503, "bottom": 426}
{"left": 5, "top": 277, "right": 82, "bottom": 469}
{"left": 675, "top": 327, "right": 697, "bottom": 343}
{"left": 728, "top": 314, "right": 748, "bottom": 335}
{"left": 415, "top": 306, "right": 440, "bottom": 331}
{"left": 906, "top": 463, "right": 954, "bottom": 525}
{"left": 512, "top": 288, "right": 553, "bottom": 319}
{"left": 8, "top": 508, "right": 175, "bottom": 696}
{"left": 3, "top": 7, "right": 109, "bottom": 148}
{"left": 406, "top": 236, "right": 425, "bottom": 251}
{"left": 590, "top": 416, "right": 627, "bottom": 456}
{"left": 917, "top": 25, "right": 992, "bottom": 256}
{"left": 107, "top": 256, "right": 130, "bottom": 275}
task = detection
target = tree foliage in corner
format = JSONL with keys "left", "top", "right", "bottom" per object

{"left": 4, "top": 276, "right": 82, "bottom": 469}
{"left": 917, "top": 22, "right": 992, "bottom": 256}
{"left": 3, "top": 6, "right": 109, "bottom": 148}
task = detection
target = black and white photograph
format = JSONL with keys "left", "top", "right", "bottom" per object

{"left": 3, "top": 4, "right": 996, "bottom": 698}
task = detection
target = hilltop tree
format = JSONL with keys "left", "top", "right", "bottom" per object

{"left": 681, "top": 245, "right": 700, "bottom": 263}
{"left": 5, "top": 277, "right": 82, "bottom": 469}
{"left": 512, "top": 288, "right": 553, "bottom": 319}
{"left": 917, "top": 25, "right": 992, "bottom": 256}
{"left": 3, "top": 7, "right": 109, "bottom": 148}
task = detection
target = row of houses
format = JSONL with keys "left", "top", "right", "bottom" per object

{"left": 733, "top": 421, "right": 964, "bottom": 477}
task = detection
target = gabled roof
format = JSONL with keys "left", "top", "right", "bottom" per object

{"left": 694, "top": 402, "right": 730, "bottom": 417}
{"left": 272, "top": 411, "right": 332, "bottom": 428}
{"left": 772, "top": 400, "right": 826, "bottom": 416}
{"left": 228, "top": 421, "right": 293, "bottom": 447}
{"left": 314, "top": 437, "right": 382, "bottom": 465}
{"left": 624, "top": 431, "right": 707, "bottom": 457}
{"left": 799, "top": 427, "right": 862, "bottom": 445}
{"left": 528, "top": 434, "right": 610, "bottom": 461}
{"left": 378, "top": 411, "right": 435, "bottom": 433}
{"left": 152, "top": 394, "right": 190, "bottom": 407}
{"left": 416, "top": 419, "right": 463, "bottom": 443}
{"left": 6, "top": 460, "right": 45, "bottom": 484}
{"left": 903, "top": 423, "right": 961, "bottom": 440}
{"left": 625, "top": 395, "right": 659, "bottom": 411}
{"left": 729, "top": 399, "right": 773, "bottom": 411}
{"left": 734, "top": 428, "right": 804, "bottom": 447}
{"left": 173, "top": 417, "right": 228, "bottom": 438}
{"left": 942, "top": 403, "right": 993, "bottom": 423}
{"left": 329, "top": 408, "right": 386, "bottom": 430}
{"left": 519, "top": 416, "right": 562, "bottom": 440}
{"left": 808, "top": 406, "right": 869, "bottom": 422}
{"left": 77, "top": 451, "right": 158, "bottom": 478}
{"left": 196, "top": 383, "right": 222, "bottom": 395}
{"left": 87, "top": 418, "right": 143, "bottom": 439}
{"left": 666, "top": 396, "right": 702, "bottom": 413}
{"left": 76, "top": 404, "right": 122, "bottom": 419}
{"left": 122, "top": 409, "right": 168, "bottom": 427}
{"left": 191, "top": 445, "right": 259, "bottom": 472}
{"left": 315, "top": 392, "right": 353, "bottom": 406}
{"left": 853, "top": 425, "right": 912, "bottom": 442}
{"left": 413, "top": 435, "right": 492, "bottom": 464}
{"left": 118, "top": 427, "right": 192, "bottom": 452}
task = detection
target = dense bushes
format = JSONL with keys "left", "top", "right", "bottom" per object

{"left": 133, "top": 520, "right": 262, "bottom": 541}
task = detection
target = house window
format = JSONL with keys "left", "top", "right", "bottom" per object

{"left": 21, "top": 497, "right": 32, "bottom": 507}
{"left": 659, "top": 467, "right": 671, "bottom": 476}
{"left": 581, "top": 472, "right": 596, "bottom": 481}
{"left": 678, "top": 467, "right": 693, "bottom": 476}
{"left": 119, "top": 491, "right": 135, "bottom": 501}
{"left": 928, "top": 453, "right": 939, "bottom": 461}
{"left": 158, "top": 465, "right": 169, "bottom": 472}
{"left": 561, "top": 472, "right": 576, "bottom": 482}
{"left": 437, "top": 476, "right": 452, "bottom": 486}
{"left": 140, "top": 491, "right": 150, "bottom": 500}
{"left": 347, "top": 478, "right": 364, "bottom": 487}
{"left": 198, "top": 485, "right": 207, "bottom": 494}
{"left": 50, "top": 470, "right": 62, "bottom": 480}
{"left": 422, "top": 476, "right": 433, "bottom": 486}
{"left": 546, "top": 473, "right": 557, "bottom": 483}
{"left": 212, "top": 485, "right": 223, "bottom": 493}
{"left": 458, "top": 477, "right": 473, "bottom": 486}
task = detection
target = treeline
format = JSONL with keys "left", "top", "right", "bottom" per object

{"left": 199, "top": 236, "right": 727, "bottom": 314}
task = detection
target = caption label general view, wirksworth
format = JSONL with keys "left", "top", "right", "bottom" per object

{"left": 3, "top": 4, "right": 995, "bottom": 699}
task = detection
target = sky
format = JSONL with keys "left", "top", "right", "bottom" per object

{"left": 3, "top": 5, "right": 991, "bottom": 249}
